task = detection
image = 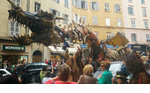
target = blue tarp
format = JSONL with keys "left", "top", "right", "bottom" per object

{"left": 100, "top": 44, "right": 119, "bottom": 48}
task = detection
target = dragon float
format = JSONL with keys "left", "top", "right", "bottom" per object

{"left": 7, "top": 0, "right": 132, "bottom": 82}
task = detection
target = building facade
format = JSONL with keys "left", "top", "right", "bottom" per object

{"left": 72, "top": 0, "right": 124, "bottom": 41}
{"left": 122, "top": 0, "right": 150, "bottom": 45}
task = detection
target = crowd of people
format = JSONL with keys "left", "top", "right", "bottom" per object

{"left": 42, "top": 53, "right": 150, "bottom": 84}
{"left": 0, "top": 53, "right": 150, "bottom": 84}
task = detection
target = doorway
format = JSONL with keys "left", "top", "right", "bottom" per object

{"left": 32, "top": 50, "right": 42, "bottom": 62}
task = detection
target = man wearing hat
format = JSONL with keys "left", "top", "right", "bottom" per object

{"left": 113, "top": 71, "right": 128, "bottom": 84}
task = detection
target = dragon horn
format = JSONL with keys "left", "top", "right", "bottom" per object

{"left": 7, "top": 0, "right": 16, "bottom": 8}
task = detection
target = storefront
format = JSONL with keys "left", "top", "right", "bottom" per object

{"left": 0, "top": 44, "right": 29, "bottom": 68}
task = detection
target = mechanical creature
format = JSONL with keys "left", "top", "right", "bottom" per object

{"left": 7, "top": 0, "right": 67, "bottom": 46}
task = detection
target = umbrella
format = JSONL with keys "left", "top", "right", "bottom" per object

{"left": 105, "top": 33, "right": 129, "bottom": 47}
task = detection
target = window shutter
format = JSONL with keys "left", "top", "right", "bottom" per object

{"left": 10, "top": 21, "right": 15, "bottom": 36}
{"left": 85, "top": 1, "right": 88, "bottom": 9}
{"left": 106, "top": 18, "right": 110, "bottom": 26}
{"left": 72, "top": 0, "right": 75, "bottom": 6}
{"left": 77, "top": 15, "right": 80, "bottom": 24}
{"left": 50, "top": 8, "right": 53, "bottom": 13}
{"left": 77, "top": 0, "right": 81, "bottom": 8}
{"left": 96, "top": 2, "right": 99, "bottom": 10}
{"left": 90, "top": 1, "right": 92, "bottom": 9}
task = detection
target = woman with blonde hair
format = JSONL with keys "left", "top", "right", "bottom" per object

{"left": 77, "top": 64, "right": 98, "bottom": 84}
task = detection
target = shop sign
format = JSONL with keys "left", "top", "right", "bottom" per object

{"left": 2, "top": 45, "right": 25, "bottom": 51}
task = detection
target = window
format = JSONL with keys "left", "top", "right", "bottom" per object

{"left": 142, "top": 8, "right": 147, "bottom": 17}
{"left": 107, "top": 32, "right": 113, "bottom": 40}
{"left": 131, "top": 20, "right": 136, "bottom": 28}
{"left": 35, "top": 2, "right": 41, "bottom": 12}
{"left": 131, "top": 33, "right": 137, "bottom": 42}
{"left": 93, "top": 16, "right": 98, "bottom": 25}
{"left": 12, "top": 0, "right": 20, "bottom": 6}
{"left": 62, "top": 14, "right": 69, "bottom": 24}
{"left": 64, "top": 0, "right": 69, "bottom": 8}
{"left": 10, "top": 21, "right": 20, "bottom": 36}
{"left": 106, "top": 18, "right": 110, "bottom": 26}
{"left": 91, "top": 2, "right": 99, "bottom": 10}
{"left": 73, "top": 13, "right": 77, "bottom": 23}
{"left": 128, "top": 0, "right": 133, "bottom": 3}
{"left": 146, "top": 34, "right": 150, "bottom": 42}
{"left": 114, "top": 4, "right": 120, "bottom": 12}
{"left": 118, "top": 32, "right": 125, "bottom": 36}
{"left": 141, "top": 0, "right": 145, "bottom": 4}
{"left": 117, "top": 18, "right": 122, "bottom": 27}
{"left": 144, "top": 21, "right": 148, "bottom": 29}
{"left": 81, "top": 0, "right": 88, "bottom": 9}
{"left": 105, "top": 3, "right": 109, "bottom": 11}
{"left": 81, "top": 16, "right": 87, "bottom": 24}
{"left": 128, "top": 6, "right": 134, "bottom": 15}
{"left": 53, "top": 0, "right": 60, "bottom": 3}
{"left": 50, "top": 9, "right": 60, "bottom": 22}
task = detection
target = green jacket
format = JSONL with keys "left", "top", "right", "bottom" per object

{"left": 40, "top": 71, "right": 46, "bottom": 80}
{"left": 98, "top": 70, "right": 113, "bottom": 84}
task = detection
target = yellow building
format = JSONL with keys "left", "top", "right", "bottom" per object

{"left": 72, "top": 0, "right": 124, "bottom": 41}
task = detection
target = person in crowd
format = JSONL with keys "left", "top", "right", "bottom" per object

{"left": 42, "top": 71, "right": 52, "bottom": 84}
{"left": 112, "top": 71, "right": 128, "bottom": 84}
{"left": 144, "top": 62, "right": 150, "bottom": 75}
{"left": 42, "top": 65, "right": 54, "bottom": 84}
{"left": 121, "top": 61, "right": 130, "bottom": 77}
{"left": 77, "top": 64, "right": 98, "bottom": 84}
{"left": 146, "top": 56, "right": 150, "bottom": 63}
{"left": 3, "top": 60, "right": 8, "bottom": 69}
{"left": 48, "top": 60, "right": 52, "bottom": 66}
{"left": 89, "top": 58, "right": 96, "bottom": 73}
{"left": 20, "top": 69, "right": 29, "bottom": 84}
{"left": 40, "top": 66, "right": 47, "bottom": 81}
{"left": 98, "top": 61, "right": 113, "bottom": 84}
{"left": 141, "top": 56, "right": 148, "bottom": 63}
{"left": 45, "top": 64, "right": 77, "bottom": 84}
{"left": 0, "top": 75, "right": 19, "bottom": 84}
{"left": 16, "top": 60, "right": 21, "bottom": 67}
{"left": 124, "top": 53, "right": 150, "bottom": 84}
{"left": 45, "top": 59, "right": 49, "bottom": 64}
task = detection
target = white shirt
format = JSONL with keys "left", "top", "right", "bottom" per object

{"left": 42, "top": 77, "right": 52, "bottom": 84}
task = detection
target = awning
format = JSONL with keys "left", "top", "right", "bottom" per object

{"left": 48, "top": 46, "right": 77, "bottom": 54}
